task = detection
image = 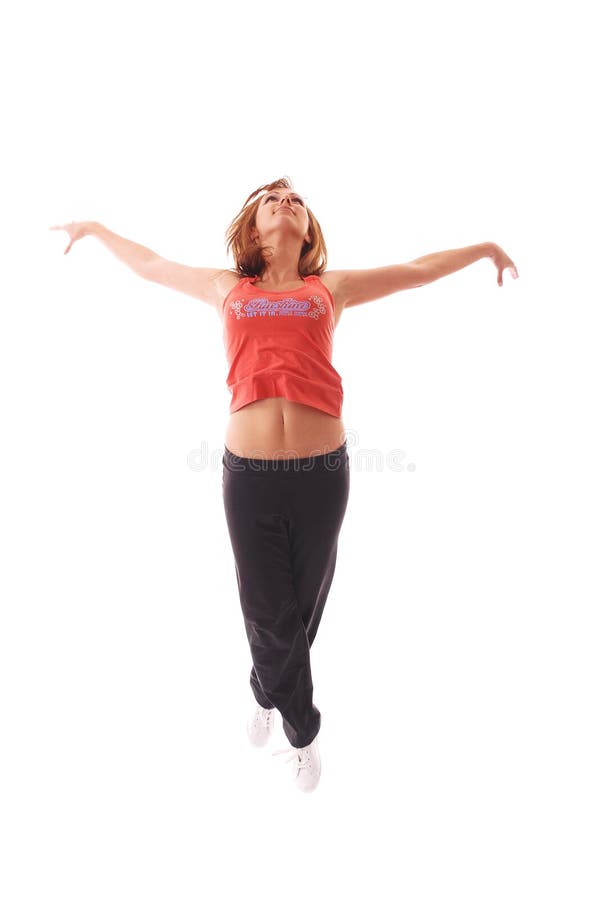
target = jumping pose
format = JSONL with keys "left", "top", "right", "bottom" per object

{"left": 50, "top": 176, "right": 519, "bottom": 793}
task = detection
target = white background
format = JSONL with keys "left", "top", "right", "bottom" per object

{"left": 1, "top": 0, "right": 600, "bottom": 897}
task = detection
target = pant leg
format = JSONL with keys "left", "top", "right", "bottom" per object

{"left": 222, "top": 460, "right": 320, "bottom": 748}
{"left": 287, "top": 457, "right": 350, "bottom": 648}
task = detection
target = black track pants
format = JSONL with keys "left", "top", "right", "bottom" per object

{"left": 222, "top": 441, "right": 350, "bottom": 748}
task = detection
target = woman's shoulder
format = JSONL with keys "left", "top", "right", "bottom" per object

{"left": 316, "top": 270, "right": 345, "bottom": 294}
{"left": 219, "top": 271, "right": 253, "bottom": 298}
{"left": 220, "top": 270, "right": 248, "bottom": 290}
{"left": 214, "top": 271, "right": 252, "bottom": 317}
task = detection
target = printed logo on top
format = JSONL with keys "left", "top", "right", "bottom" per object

{"left": 228, "top": 295, "right": 328, "bottom": 320}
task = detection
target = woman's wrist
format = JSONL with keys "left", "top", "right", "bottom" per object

{"left": 84, "top": 221, "right": 101, "bottom": 237}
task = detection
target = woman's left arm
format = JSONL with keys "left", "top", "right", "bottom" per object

{"left": 327, "top": 242, "right": 520, "bottom": 310}
{"left": 413, "top": 242, "right": 519, "bottom": 288}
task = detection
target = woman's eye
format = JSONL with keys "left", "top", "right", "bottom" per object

{"left": 265, "top": 195, "right": 303, "bottom": 204}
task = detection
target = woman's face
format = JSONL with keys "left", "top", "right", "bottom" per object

{"left": 252, "top": 188, "right": 311, "bottom": 245}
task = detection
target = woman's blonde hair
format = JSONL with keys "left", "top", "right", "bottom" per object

{"left": 224, "top": 176, "right": 327, "bottom": 278}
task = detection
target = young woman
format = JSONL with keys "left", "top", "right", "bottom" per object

{"left": 50, "top": 177, "right": 518, "bottom": 793}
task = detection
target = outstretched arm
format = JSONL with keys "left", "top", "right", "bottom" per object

{"left": 412, "top": 242, "right": 519, "bottom": 288}
{"left": 50, "top": 220, "right": 159, "bottom": 271}
{"left": 50, "top": 220, "right": 231, "bottom": 308}
{"left": 325, "top": 242, "right": 519, "bottom": 310}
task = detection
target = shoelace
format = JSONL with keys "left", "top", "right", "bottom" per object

{"left": 255, "top": 708, "right": 274, "bottom": 726}
{"left": 271, "top": 745, "right": 312, "bottom": 770}
{"left": 253, "top": 708, "right": 313, "bottom": 772}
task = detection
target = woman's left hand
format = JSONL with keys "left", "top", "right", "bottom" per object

{"left": 488, "top": 244, "right": 519, "bottom": 286}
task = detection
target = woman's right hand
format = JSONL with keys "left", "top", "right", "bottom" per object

{"left": 49, "top": 221, "right": 92, "bottom": 255}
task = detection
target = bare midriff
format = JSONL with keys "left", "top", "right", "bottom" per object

{"left": 225, "top": 397, "right": 347, "bottom": 460}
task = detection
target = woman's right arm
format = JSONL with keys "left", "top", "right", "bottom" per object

{"left": 49, "top": 220, "right": 232, "bottom": 309}
{"left": 86, "top": 221, "right": 158, "bottom": 274}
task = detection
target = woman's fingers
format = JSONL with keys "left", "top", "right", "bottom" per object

{"left": 498, "top": 262, "right": 519, "bottom": 286}
{"left": 50, "top": 223, "right": 79, "bottom": 253}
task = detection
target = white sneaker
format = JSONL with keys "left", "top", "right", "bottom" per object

{"left": 272, "top": 735, "right": 321, "bottom": 792}
{"left": 246, "top": 703, "right": 275, "bottom": 748}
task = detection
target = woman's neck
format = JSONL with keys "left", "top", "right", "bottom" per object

{"left": 254, "top": 271, "right": 305, "bottom": 288}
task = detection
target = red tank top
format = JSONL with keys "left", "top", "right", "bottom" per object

{"left": 221, "top": 274, "right": 344, "bottom": 418}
